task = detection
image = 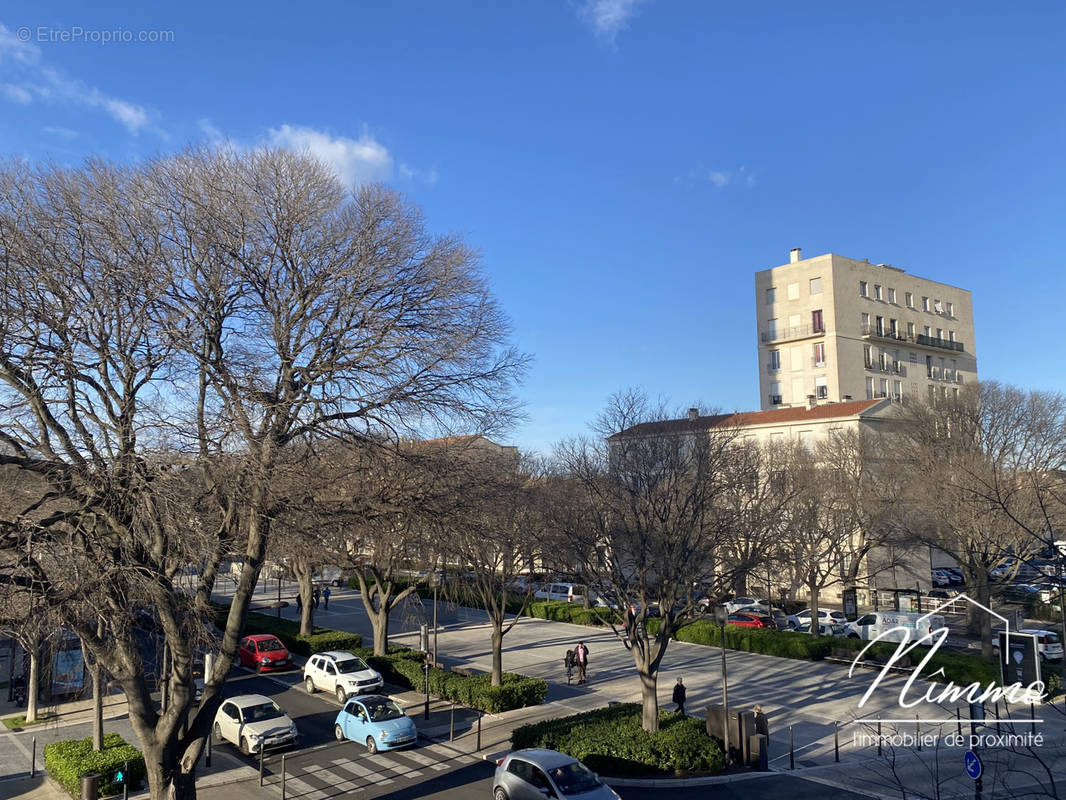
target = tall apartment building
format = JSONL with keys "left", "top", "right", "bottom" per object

{"left": 754, "top": 249, "right": 977, "bottom": 410}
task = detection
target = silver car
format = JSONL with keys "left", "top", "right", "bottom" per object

{"left": 494, "top": 749, "right": 620, "bottom": 800}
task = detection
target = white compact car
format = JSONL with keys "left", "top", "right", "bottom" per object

{"left": 213, "top": 694, "right": 298, "bottom": 755}
{"left": 787, "top": 608, "right": 847, "bottom": 629}
{"left": 304, "top": 651, "right": 384, "bottom": 702}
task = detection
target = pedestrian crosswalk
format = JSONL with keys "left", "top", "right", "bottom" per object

{"left": 262, "top": 741, "right": 481, "bottom": 798}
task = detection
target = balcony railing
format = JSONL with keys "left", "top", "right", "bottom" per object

{"left": 861, "top": 325, "right": 966, "bottom": 353}
{"left": 761, "top": 324, "right": 825, "bottom": 344}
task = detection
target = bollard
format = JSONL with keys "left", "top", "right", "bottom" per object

{"left": 450, "top": 701, "right": 455, "bottom": 742}
{"left": 31, "top": 735, "right": 36, "bottom": 777}
{"left": 81, "top": 774, "right": 99, "bottom": 800}
{"left": 916, "top": 715, "right": 921, "bottom": 751}
{"left": 877, "top": 721, "right": 882, "bottom": 757}
{"left": 205, "top": 728, "right": 212, "bottom": 768}
{"left": 281, "top": 754, "right": 287, "bottom": 800}
{"left": 834, "top": 721, "right": 839, "bottom": 762}
{"left": 956, "top": 706, "right": 962, "bottom": 738}
{"left": 476, "top": 710, "right": 482, "bottom": 751}
{"left": 259, "top": 743, "right": 265, "bottom": 786}
{"left": 789, "top": 725, "right": 794, "bottom": 770}
{"left": 994, "top": 700, "right": 1000, "bottom": 735}
{"left": 1030, "top": 702, "right": 1036, "bottom": 736}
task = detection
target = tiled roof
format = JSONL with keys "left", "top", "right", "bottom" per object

{"left": 611, "top": 399, "right": 886, "bottom": 439}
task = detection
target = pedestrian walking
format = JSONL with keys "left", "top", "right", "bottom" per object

{"left": 323, "top": 586, "right": 331, "bottom": 609}
{"left": 312, "top": 586, "right": 321, "bottom": 609}
{"left": 295, "top": 593, "right": 303, "bottom": 613}
{"left": 672, "top": 676, "right": 687, "bottom": 717}
{"left": 574, "top": 641, "right": 589, "bottom": 684}
{"left": 753, "top": 704, "right": 769, "bottom": 751}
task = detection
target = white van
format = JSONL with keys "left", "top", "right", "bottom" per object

{"left": 534, "top": 582, "right": 586, "bottom": 604}
{"left": 845, "top": 611, "right": 945, "bottom": 642}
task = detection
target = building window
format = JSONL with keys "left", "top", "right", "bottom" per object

{"left": 864, "top": 345, "right": 873, "bottom": 369}
{"left": 926, "top": 355, "right": 933, "bottom": 378}
{"left": 861, "top": 312, "right": 870, "bottom": 332}
{"left": 949, "top": 330, "right": 955, "bottom": 342}
{"left": 934, "top": 299, "right": 944, "bottom": 314}
{"left": 887, "top": 288, "right": 896, "bottom": 304}
{"left": 878, "top": 351, "right": 887, "bottom": 371}
{"left": 815, "top": 376, "right": 828, "bottom": 399}
{"left": 878, "top": 378, "right": 888, "bottom": 398}
{"left": 924, "top": 325, "right": 931, "bottom": 337}
{"left": 859, "top": 281, "right": 868, "bottom": 297}
{"left": 813, "top": 342, "right": 826, "bottom": 366}
{"left": 875, "top": 316, "right": 884, "bottom": 336}
{"left": 787, "top": 282, "right": 800, "bottom": 300}
{"left": 769, "top": 349, "right": 781, "bottom": 371}
{"left": 768, "top": 318, "right": 778, "bottom": 339}
{"left": 922, "top": 296, "right": 930, "bottom": 311}
{"left": 770, "top": 381, "right": 782, "bottom": 405}
{"left": 865, "top": 377, "right": 874, "bottom": 400}
{"left": 874, "top": 284, "right": 883, "bottom": 301}
{"left": 790, "top": 346, "right": 804, "bottom": 371}
{"left": 799, "top": 431, "right": 813, "bottom": 450}
{"left": 810, "top": 277, "right": 822, "bottom": 294}
{"left": 946, "top": 301, "right": 954, "bottom": 316}
{"left": 893, "top": 380, "right": 902, "bottom": 400}
{"left": 936, "top": 328, "right": 943, "bottom": 340}
{"left": 909, "top": 352, "right": 918, "bottom": 364}
{"left": 812, "top": 309, "right": 824, "bottom": 332}
{"left": 766, "top": 287, "right": 776, "bottom": 304}
{"left": 907, "top": 321, "right": 915, "bottom": 338}
{"left": 889, "top": 318, "right": 898, "bottom": 337}
{"left": 905, "top": 292, "right": 913, "bottom": 308}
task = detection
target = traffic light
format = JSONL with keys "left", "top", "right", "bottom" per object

{"left": 112, "top": 765, "right": 126, "bottom": 785}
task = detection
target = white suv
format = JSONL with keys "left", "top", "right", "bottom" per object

{"left": 303, "top": 651, "right": 383, "bottom": 702}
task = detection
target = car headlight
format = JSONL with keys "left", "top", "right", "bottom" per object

{"left": 378, "top": 730, "right": 388, "bottom": 740}
{"left": 247, "top": 733, "right": 261, "bottom": 742}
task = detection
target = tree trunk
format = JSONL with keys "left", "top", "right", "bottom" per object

{"left": 92, "top": 661, "right": 104, "bottom": 750}
{"left": 639, "top": 668, "right": 659, "bottom": 732}
{"left": 976, "top": 573, "right": 994, "bottom": 659}
{"left": 490, "top": 627, "right": 503, "bottom": 687}
{"left": 372, "top": 606, "right": 390, "bottom": 656}
{"left": 808, "top": 585, "right": 820, "bottom": 637}
{"left": 25, "top": 646, "right": 39, "bottom": 723}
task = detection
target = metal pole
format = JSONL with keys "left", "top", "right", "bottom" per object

{"left": 788, "top": 725, "right": 794, "bottom": 770}
{"left": 277, "top": 573, "right": 281, "bottom": 619}
{"left": 1030, "top": 701, "right": 1036, "bottom": 736}
{"left": 957, "top": 706, "right": 962, "bottom": 737}
{"left": 30, "top": 735, "right": 36, "bottom": 777}
{"left": 122, "top": 761, "right": 129, "bottom": 800}
{"left": 720, "top": 621, "right": 730, "bottom": 766}
{"left": 476, "top": 710, "right": 482, "bottom": 751}
{"left": 259, "top": 744, "right": 264, "bottom": 786}
{"left": 450, "top": 701, "right": 455, "bottom": 742}
{"left": 834, "top": 721, "right": 839, "bottom": 762}
{"left": 424, "top": 658, "right": 430, "bottom": 721}
{"left": 916, "top": 714, "right": 921, "bottom": 751}
{"left": 433, "top": 582, "right": 439, "bottom": 667}
{"left": 877, "top": 721, "right": 882, "bottom": 757}
{"left": 281, "top": 754, "right": 287, "bottom": 800}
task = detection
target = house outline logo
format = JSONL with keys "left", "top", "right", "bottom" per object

{"left": 916, "top": 593, "right": 1011, "bottom": 639}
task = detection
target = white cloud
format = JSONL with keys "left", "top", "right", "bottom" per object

{"left": 266, "top": 124, "right": 394, "bottom": 188}
{"left": 579, "top": 0, "right": 649, "bottom": 42}
{"left": 2, "top": 83, "right": 32, "bottom": 104}
{"left": 674, "top": 164, "right": 758, "bottom": 189}
{"left": 0, "top": 23, "right": 152, "bottom": 134}
{"left": 43, "top": 125, "right": 78, "bottom": 139}
{"left": 708, "top": 170, "right": 730, "bottom": 188}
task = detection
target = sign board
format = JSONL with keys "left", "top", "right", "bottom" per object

{"left": 964, "top": 750, "right": 982, "bottom": 780}
{"left": 51, "top": 647, "right": 85, "bottom": 695}
{"left": 999, "top": 631, "right": 1041, "bottom": 693}
{"left": 842, "top": 588, "right": 858, "bottom": 619}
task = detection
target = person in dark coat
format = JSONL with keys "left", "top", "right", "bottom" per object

{"left": 753, "top": 704, "right": 769, "bottom": 749}
{"left": 574, "top": 641, "right": 589, "bottom": 684}
{"left": 323, "top": 586, "right": 331, "bottom": 609}
{"left": 295, "top": 593, "right": 303, "bottom": 613}
{"left": 672, "top": 677, "right": 687, "bottom": 717}
{"left": 312, "top": 586, "right": 321, "bottom": 609}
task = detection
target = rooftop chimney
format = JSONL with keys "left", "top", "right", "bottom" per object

{"left": 790, "top": 248, "right": 802, "bottom": 263}
{"left": 688, "top": 407, "right": 699, "bottom": 421}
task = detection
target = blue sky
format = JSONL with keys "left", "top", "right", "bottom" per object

{"left": 2, "top": 2, "right": 1064, "bottom": 454}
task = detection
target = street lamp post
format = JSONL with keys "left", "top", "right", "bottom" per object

{"left": 432, "top": 578, "right": 439, "bottom": 668}
{"left": 713, "top": 605, "right": 730, "bottom": 766}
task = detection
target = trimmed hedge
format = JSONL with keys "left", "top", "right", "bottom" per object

{"left": 363, "top": 649, "right": 548, "bottom": 713}
{"left": 512, "top": 704, "right": 722, "bottom": 776}
{"left": 527, "top": 601, "right": 614, "bottom": 626}
{"left": 232, "top": 610, "right": 363, "bottom": 656}
{"left": 45, "top": 733, "right": 144, "bottom": 799}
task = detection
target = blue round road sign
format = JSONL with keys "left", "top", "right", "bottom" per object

{"left": 964, "top": 750, "right": 982, "bottom": 780}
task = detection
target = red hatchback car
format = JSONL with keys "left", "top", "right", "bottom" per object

{"left": 727, "top": 612, "right": 770, "bottom": 628}
{"left": 238, "top": 634, "right": 292, "bottom": 672}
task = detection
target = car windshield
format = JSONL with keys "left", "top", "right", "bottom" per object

{"left": 258, "top": 639, "right": 285, "bottom": 652}
{"left": 1043, "top": 633, "right": 1060, "bottom": 644}
{"left": 364, "top": 699, "right": 404, "bottom": 722}
{"left": 336, "top": 658, "right": 370, "bottom": 674}
{"left": 549, "top": 761, "right": 601, "bottom": 794}
{"left": 242, "top": 702, "right": 284, "bottom": 723}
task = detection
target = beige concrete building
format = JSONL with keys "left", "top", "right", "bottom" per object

{"left": 755, "top": 249, "right": 977, "bottom": 411}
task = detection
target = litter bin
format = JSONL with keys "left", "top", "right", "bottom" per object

{"left": 81, "top": 774, "right": 99, "bottom": 800}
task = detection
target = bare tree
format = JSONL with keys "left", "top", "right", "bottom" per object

{"left": 0, "top": 150, "right": 526, "bottom": 800}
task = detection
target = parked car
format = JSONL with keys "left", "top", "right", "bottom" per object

{"left": 304, "top": 651, "right": 384, "bottom": 701}
{"left": 333, "top": 695, "right": 417, "bottom": 753}
{"left": 787, "top": 609, "right": 847, "bottom": 630}
{"left": 534, "top": 582, "right": 586, "bottom": 603}
{"left": 724, "top": 596, "right": 768, "bottom": 614}
{"left": 312, "top": 566, "right": 346, "bottom": 586}
{"left": 735, "top": 606, "right": 788, "bottom": 629}
{"left": 213, "top": 694, "right": 298, "bottom": 755}
{"left": 844, "top": 611, "right": 945, "bottom": 642}
{"left": 931, "top": 570, "right": 953, "bottom": 587}
{"left": 237, "top": 634, "right": 292, "bottom": 672}
{"left": 796, "top": 623, "right": 848, "bottom": 637}
{"left": 494, "top": 748, "right": 621, "bottom": 800}
{"left": 726, "top": 612, "right": 771, "bottom": 628}
{"left": 1001, "top": 584, "right": 1041, "bottom": 603}
{"left": 944, "top": 568, "right": 965, "bottom": 584}
{"left": 1019, "top": 629, "right": 1064, "bottom": 662}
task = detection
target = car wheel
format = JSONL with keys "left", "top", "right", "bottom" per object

{"left": 336, "top": 685, "right": 347, "bottom": 703}
{"left": 334, "top": 723, "right": 345, "bottom": 741}
{"left": 240, "top": 737, "right": 252, "bottom": 756}
{"left": 366, "top": 736, "right": 378, "bottom": 755}
{"left": 212, "top": 722, "right": 222, "bottom": 743}
{"left": 305, "top": 677, "right": 317, "bottom": 693}
{"left": 493, "top": 788, "right": 508, "bottom": 800}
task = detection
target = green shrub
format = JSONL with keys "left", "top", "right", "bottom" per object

{"left": 45, "top": 733, "right": 144, "bottom": 799}
{"left": 512, "top": 704, "right": 722, "bottom": 776}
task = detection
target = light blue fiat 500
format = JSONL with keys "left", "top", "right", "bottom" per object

{"left": 333, "top": 695, "right": 417, "bottom": 753}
